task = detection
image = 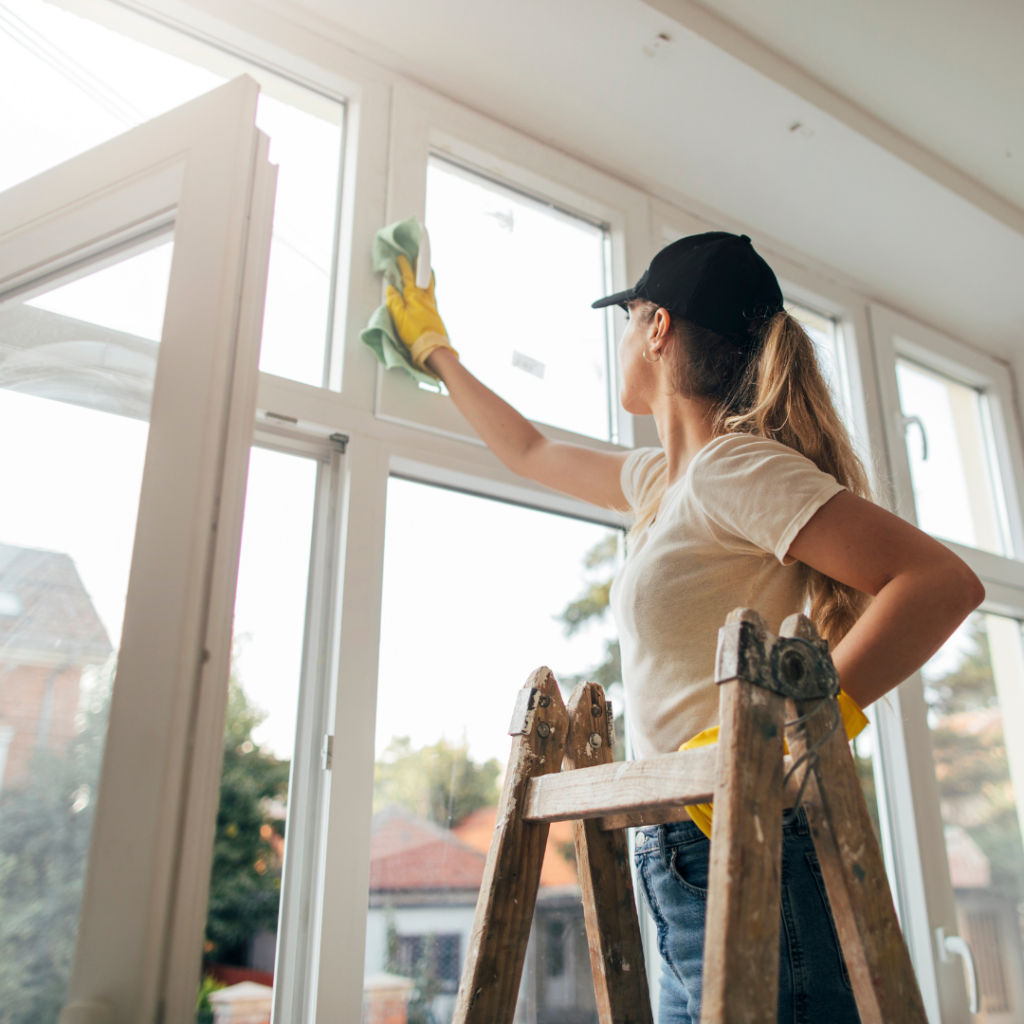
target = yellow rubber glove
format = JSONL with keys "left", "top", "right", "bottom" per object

{"left": 679, "top": 690, "right": 869, "bottom": 839}
{"left": 384, "top": 254, "right": 458, "bottom": 375}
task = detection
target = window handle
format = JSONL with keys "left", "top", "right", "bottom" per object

{"left": 936, "top": 926, "right": 979, "bottom": 1013}
{"left": 898, "top": 413, "right": 929, "bottom": 461}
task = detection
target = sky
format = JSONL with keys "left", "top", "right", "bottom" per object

{"left": 377, "top": 478, "right": 619, "bottom": 765}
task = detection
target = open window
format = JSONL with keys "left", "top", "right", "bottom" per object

{"left": 0, "top": 76, "right": 275, "bottom": 1022}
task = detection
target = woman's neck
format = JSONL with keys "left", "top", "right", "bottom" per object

{"left": 651, "top": 392, "right": 719, "bottom": 487}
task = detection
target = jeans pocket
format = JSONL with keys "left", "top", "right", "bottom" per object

{"left": 805, "top": 850, "right": 853, "bottom": 990}
{"left": 668, "top": 838, "right": 710, "bottom": 899}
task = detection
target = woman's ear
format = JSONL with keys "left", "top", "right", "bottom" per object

{"left": 649, "top": 308, "right": 673, "bottom": 358}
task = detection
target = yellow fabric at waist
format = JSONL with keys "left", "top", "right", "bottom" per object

{"left": 678, "top": 691, "right": 869, "bottom": 839}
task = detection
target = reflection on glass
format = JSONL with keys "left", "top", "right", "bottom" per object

{"left": 199, "top": 448, "right": 316, "bottom": 1008}
{"left": 0, "top": 0, "right": 342, "bottom": 386}
{"left": 366, "top": 479, "right": 621, "bottom": 1023}
{"left": 895, "top": 359, "right": 1009, "bottom": 555}
{"left": 923, "top": 612, "right": 1024, "bottom": 1019}
{"left": 0, "top": 244, "right": 168, "bottom": 1021}
{"left": 426, "top": 156, "right": 613, "bottom": 442}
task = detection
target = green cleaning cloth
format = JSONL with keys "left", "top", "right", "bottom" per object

{"left": 359, "top": 216, "right": 437, "bottom": 386}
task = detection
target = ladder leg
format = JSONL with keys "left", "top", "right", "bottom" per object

{"left": 786, "top": 694, "right": 929, "bottom": 1024}
{"left": 452, "top": 668, "right": 568, "bottom": 1024}
{"left": 566, "top": 682, "right": 653, "bottom": 1024}
{"left": 702, "top": 670, "right": 787, "bottom": 1024}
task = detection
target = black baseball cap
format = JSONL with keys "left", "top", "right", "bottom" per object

{"left": 592, "top": 231, "right": 784, "bottom": 345}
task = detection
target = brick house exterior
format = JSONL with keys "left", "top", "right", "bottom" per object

{"left": 0, "top": 542, "right": 112, "bottom": 789}
{"left": 364, "top": 805, "right": 598, "bottom": 1024}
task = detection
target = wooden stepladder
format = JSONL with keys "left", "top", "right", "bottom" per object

{"left": 451, "top": 608, "right": 930, "bottom": 1024}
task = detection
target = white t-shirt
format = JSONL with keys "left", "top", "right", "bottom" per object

{"left": 609, "top": 433, "right": 845, "bottom": 759}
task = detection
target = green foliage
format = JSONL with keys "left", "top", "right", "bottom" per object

{"left": 560, "top": 580, "right": 613, "bottom": 636}
{"left": 204, "top": 678, "right": 290, "bottom": 963}
{"left": 374, "top": 737, "right": 500, "bottom": 827}
{"left": 557, "top": 533, "right": 619, "bottom": 638}
{"left": 926, "top": 618, "right": 1024, "bottom": 898}
{"left": 196, "top": 973, "right": 225, "bottom": 1024}
{"left": 0, "top": 668, "right": 110, "bottom": 1024}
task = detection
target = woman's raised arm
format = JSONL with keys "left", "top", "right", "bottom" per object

{"left": 386, "top": 256, "right": 629, "bottom": 511}
{"left": 425, "top": 349, "right": 628, "bottom": 509}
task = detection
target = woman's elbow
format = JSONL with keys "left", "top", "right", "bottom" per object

{"left": 947, "top": 557, "right": 985, "bottom": 618}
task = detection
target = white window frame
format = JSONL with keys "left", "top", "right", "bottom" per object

{"left": 0, "top": 76, "right": 276, "bottom": 1023}
{"left": 376, "top": 81, "right": 655, "bottom": 451}
{"left": 245, "top": 422, "right": 349, "bottom": 1024}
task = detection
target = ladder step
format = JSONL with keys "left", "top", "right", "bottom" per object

{"left": 523, "top": 746, "right": 801, "bottom": 826}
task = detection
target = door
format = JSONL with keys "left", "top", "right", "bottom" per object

{"left": 0, "top": 76, "right": 276, "bottom": 1023}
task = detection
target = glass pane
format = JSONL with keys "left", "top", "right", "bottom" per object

{"left": 895, "top": 359, "right": 1009, "bottom": 555}
{"left": 787, "top": 302, "right": 851, "bottom": 425}
{"left": 426, "top": 156, "right": 613, "bottom": 442}
{"left": 0, "top": 240, "right": 170, "bottom": 1020}
{"left": 199, "top": 447, "right": 317, "bottom": 1008}
{"left": 850, "top": 718, "right": 883, "bottom": 845}
{"left": 366, "top": 479, "right": 622, "bottom": 1023}
{"left": 923, "top": 612, "right": 1024, "bottom": 1019}
{"left": 0, "top": 0, "right": 342, "bottom": 386}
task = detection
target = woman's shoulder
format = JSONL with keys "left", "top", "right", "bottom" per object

{"left": 689, "top": 433, "right": 824, "bottom": 481}
{"left": 622, "top": 446, "right": 668, "bottom": 506}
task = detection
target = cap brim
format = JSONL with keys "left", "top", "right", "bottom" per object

{"left": 591, "top": 288, "right": 636, "bottom": 310}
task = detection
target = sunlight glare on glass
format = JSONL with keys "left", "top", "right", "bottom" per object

{"left": 231, "top": 448, "right": 317, "bottom": 760}
{"left": 896, "top": 359, "right": 1004, "bottom": 554}
{"left": 0, "top": 0, "right": 342, "bottom": 386}
{"left": 377, "top": 478, "right": 620, "bottom": 764}
{"left": 425, "top": 158, "right": 611, "bottom": 441}
{"left": 27, "top": 242, "right": 173, "bottom": 341}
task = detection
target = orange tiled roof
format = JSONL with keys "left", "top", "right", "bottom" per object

{"left": 453, "top": 806, "right": 578, "bottom": 888}
{"left": 369, "top": 806, "right": 487, "bottom": 891}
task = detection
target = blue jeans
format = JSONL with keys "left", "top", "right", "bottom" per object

{"left": 634, "top": 810, "right": 860, "bottom": 1024}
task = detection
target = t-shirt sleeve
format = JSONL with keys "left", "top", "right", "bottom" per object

{"left": 689, "top": 435, "right": 845, "bottom": 564}
{"left": 620, "top": 447, "right": 667, "bottom": 512}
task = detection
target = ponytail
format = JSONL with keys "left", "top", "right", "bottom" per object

{"left": 720, "top": 311, "right": 871, "bottom": 646}
{"left": 629, "top": 305, "right": 871, "bottom": 647}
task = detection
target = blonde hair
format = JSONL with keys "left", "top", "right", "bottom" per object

{"left": 631, "top": 306, "right": 871, "bottom": 647}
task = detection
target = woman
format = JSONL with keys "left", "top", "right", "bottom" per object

{"left": 386, "top": 230, "right": 983, "bottom": 1023}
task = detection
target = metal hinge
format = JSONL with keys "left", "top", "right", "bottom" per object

{"left": 321, "top": 734, "right": 334, "bottom": 770}
{"left": 330, "top": 432, "right": 349, "bottom": 453}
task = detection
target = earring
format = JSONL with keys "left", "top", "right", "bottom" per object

{"left": 642, "top": 348, "right": 660, "bottom": 363}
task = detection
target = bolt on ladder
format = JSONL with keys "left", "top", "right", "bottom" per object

{"left": 450, "top": 607, "right": 929, "bottom": 1024}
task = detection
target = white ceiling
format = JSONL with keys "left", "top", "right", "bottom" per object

{"left": 678, "top": 0, "right": 1024, "bottom": 212}
{"left": 284, "top": 0, "right": 1024, "bottom": 354}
